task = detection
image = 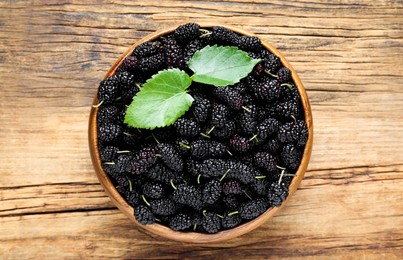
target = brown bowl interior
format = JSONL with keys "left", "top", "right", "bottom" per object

{"left": 89, "top": 22, "right": 313, "bottom": 243}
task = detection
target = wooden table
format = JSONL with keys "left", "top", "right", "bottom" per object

{"left": 1, "top": 1, "right": 402, "bottom": 258}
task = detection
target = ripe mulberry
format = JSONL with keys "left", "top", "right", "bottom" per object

{"left": 239, "top": 104, "right": 258, "bottom": 135}
{"left": 236, "top": 36, "right": 262, "bottom": 52}
{"left": 210, "top": 103, "right": 230, "bottom": 128}
{"left": 142, "top": 182, "right": 165, "bottom": 199}
{"left": 132, "top": 41, "right": 162, "bottom": 58}
{"left": 202, "top": 179, "right": 222, "bottom": 205}
{"left": 211, "top": 26, "right": 239, "bottom": 45}
{"left": 267, "top": 182, "right": 289, "bottom": 207}
{"left": 230, "top": 134, "right": 254, "bottom": 154}
{"left": 157, "top": 143, "right": 184, "bottom": 172}
{"left": 280, "top": 144, "right": 302, "bottom": 170}
{"left": 163, "top": 36, "right": 185, "bottom": 69}
{"left": 98, "top": 75, "right": 120, "bottom": 104}
{"left": 98, "top": 123, "right": 122, "bottom": 143}
{"left": 278, "top": 120, "right": 308, "bottom": 147}
{"left": 190, "top": 140, "right": 227, "bottom": 159}
{"left": 252, "top": 79, "right": 281, "bottom": 101}
{"left": 174, "top": 23, "right": 201, "bottom": 43}
{"left": 135, "top": 205, "right": 155, "bottom": 225}
{"left": 174, "top": 118, "right": 201, "bottom": 138}
{"left": 222, "top": 180, "right": 242, "bottom": 195}
{"left": 239, "top": 199, "right": 268, "bottom": 220}
{"left": 169, "top": 213, "right": 192, "bottom": 231}
{"left": 191, "top": 93, "right": 212, "bottom": 123}
{"left": 222, "top": 212, "right": 241, "bottom": 229}
{"left": 212, "top": 87, "right": 244, "bottom": 110}
{"left": 253, "top": 152, "right": 277, "bottom": 174}
{"left": 100, "top": 145, "right": 119, "bottom": 162}
{"left": 277, "top": 67, "right": 292, "bottom": 83}
{"left": 173, "top": 184, "right": 203, "bottom": 210}
{"left": 184, "top": 39, "right": 203, "bottom": 63}
{"left": 202, "top": 212, "right": 221, "bottom": 233}
{"left": 150, "top": 197, "right": 177, "bottom": 216}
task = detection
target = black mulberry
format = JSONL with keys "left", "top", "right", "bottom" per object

{"left": 98, "top": 75, "right": 120, "bottom": 104}
{"left": 169, "top": 213, "right": 192, "bottom": 231}
{"left": 135, "top": 205, "right": 155, "bottom": 225}
{"left": 267, "top": 182, "right": 289, "bottom": 207}
{"left": 202, "top": 212, "right": 221, "bottom": 234}
{"left": 280, "top": 144, "right": 302, "bottom": 170}
{"left": 173, "top": 184, "right": 202, "bottom": 210}
{"left": 190, "top": 140, "right": 227, "bottom": 159}
{"left": 212, "top": 87, "right": 244, "bottom": 110}
{"left": 157, "top": 143, "right": 184, "bottom": 172}
{"left": 174, "top": 23, "right": 201, "bottom": 43}
{"left": 174, "top": 118, "right": 201, "bottom": 138}
{"left": 239, "top": 199, "right": 268, "bottom": 220}
{"left": 202, "top": 179, "right": 222, "bottom": 205}
{"left": 142, "top": 182, "right": 165, "bottom": 199}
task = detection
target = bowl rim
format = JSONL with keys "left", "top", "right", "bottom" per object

{"left": 88, "top": 22, "right": 313, "bottom": 243}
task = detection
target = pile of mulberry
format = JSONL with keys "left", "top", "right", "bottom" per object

{"left": 96, "top": 23, "right": 309, "bottom": 234}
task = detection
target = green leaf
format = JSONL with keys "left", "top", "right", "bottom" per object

{"left": 124, "top": 69, "right": 193, "bottom": 129}
{"left": 188, "top": 45, "right": 261, "bottom": 87}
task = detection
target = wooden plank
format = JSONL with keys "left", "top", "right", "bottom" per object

{"left": 0, "top": 0, "right": 402, "bottom": 258}
{"left": 0, "top": 165, "right": 401, "bottom": 258}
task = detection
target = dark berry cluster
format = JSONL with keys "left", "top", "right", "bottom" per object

{"left": 95, "top": 23, "right": 308, "bottom": 233}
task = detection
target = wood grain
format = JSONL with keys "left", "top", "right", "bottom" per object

{"left": 0, "top": 0, "right": 402, "bottom": 258}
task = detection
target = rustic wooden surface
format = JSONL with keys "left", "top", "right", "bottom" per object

{"left": 0, "top": 0, "right": 402, "bottom": 259}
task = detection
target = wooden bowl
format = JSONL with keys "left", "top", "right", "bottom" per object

{"left": 88, "top": 23, "right": 313, "bottom": 243}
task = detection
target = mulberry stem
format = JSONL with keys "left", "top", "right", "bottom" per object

{"left": 219, "top": 168, "right": 232, "bottom": 182}
{"left": 207, "top": 126, "right": 215, "bottom": 135}
{"left": 128, "top": 179, "right": 133, "bottom": 192}
{"left": 197, "top": 174, "right": 201, "bottom": 184}
{"left": 170, "top": 179, "right": 177, "bottom": 190}
{"left": 255, "top": 175, "right": 266, "bottom": 179}
{"left": 178, "top": 142, "right": 190, "bottom": 149}
{"left": 241, "top": 106, "right": 251, "bottom": 113}
{"left": 243, "top": 191, "right": 252, "bottom": 200}
{"left": 151, "top": 133, "right": 160, "bottom": 144}
{"left": 117, "top": 150, "right": 131, "bottom": 154}
{"left": 141, "top": 195, "right": 150, "bottom": 206}
{"left": 135, "top": 83, "right": 142, "bottom": 90}
{"left": 281, "top": 83, "right": 294, "bottom": 90}
{"left": 103, "top": 162, "right": 115, "bottom": 165}
{"left": 200, "top": 133, "right": 210, "bottom": 139}
{"left": 264, "top": 69, "right": 279, "bottom": 78}
{"left": 276, "top": 165, "right": 286, "bottom": 170}
{"left": 278, "top": 169, "right": 286, "bottom": 185}
{"left": 228, "top": 211, "right": 239, "bottom": 216}
{"left": 92, "top": 100, "right": 104, "bottom": 108}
